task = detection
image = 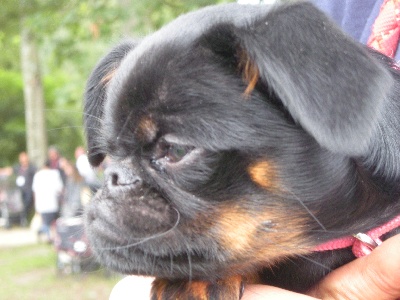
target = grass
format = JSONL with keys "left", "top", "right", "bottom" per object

{"left": 0, "top": 243, "right": 121, "bottom": 300}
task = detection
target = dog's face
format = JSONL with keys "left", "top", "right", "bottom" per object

{"left": 84, "top": 2, "right": 395, "bottom": 284}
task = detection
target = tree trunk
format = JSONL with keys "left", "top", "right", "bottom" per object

{"left": 20, "top": 24, "right": 47, "bottom": 167}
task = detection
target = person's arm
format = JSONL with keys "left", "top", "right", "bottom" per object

{"left": 0, "top": 166, "right": 13, "bottom": 177}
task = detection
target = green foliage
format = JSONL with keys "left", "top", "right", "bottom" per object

{"left": 0, "top": 70, "right": 85, "bottom": 166}
{"left": 43, "top": 73, "right": 85, "bottom": 161}
{"left": 0, "top": 32, "right": 21, "bottom": 70}
{"left": 129, "top": 0, "right": 235, "bottom": 33}
{"left": 0, "top": 70, "right": 25, "bottom": 166}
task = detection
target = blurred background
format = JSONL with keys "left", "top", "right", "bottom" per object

{"left": 0, "top": 0, "right": 276, "bottom": 299}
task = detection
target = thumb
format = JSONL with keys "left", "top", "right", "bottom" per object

{"left": 308, "top": 234, "right": 400, "bottom": 300}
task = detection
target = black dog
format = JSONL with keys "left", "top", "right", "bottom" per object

{"left": 84, "top": 2, "right": 400, "bottom": 299}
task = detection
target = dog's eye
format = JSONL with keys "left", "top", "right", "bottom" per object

{"left": 167, "top": 145, "right": 191, "bottom": 162}
{"left": 155, "top": 140, "right": 194, "bottom": 164}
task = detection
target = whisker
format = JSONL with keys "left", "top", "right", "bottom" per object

{"left": 169, "top": 253, "right": 174, "bottom": 274}
{"left": 45, "top": 108, "right": 81, "bottom": 113}
{"left": 85, "top": 126, "right": 103, "bottom": 131}
{"left": 117, "top": 109, "right": 135, "bottom": 141}
{"left": 187, "top": 250, "right": 192, "bottom": 282}
{"left": 151, "top": 255, "right": 157, "bottom": 276}
{"left": 82, "top": 112, "right": 105, "bottom": 123}
{"left": 261, "top": 228, "right": 348, "bottom": 234}
{"left": 266, "top": 242, "right": 333, "bottom": 272}
{"left": 295, "top": 253, "right": 332, "bottom": 271}
{"left": 44, "top": 109, "right": 104, "bottom": 125}
{"left": 96, "top": 207, "right": 181, "bottom": 251}
{"left": 282, "top": 188, "right": 327, "bottom": 231}
{"left": 47, "top": 125, "right": 84, "bottom": 132}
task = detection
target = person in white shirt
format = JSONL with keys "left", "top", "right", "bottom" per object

{"left": 32, "top": 160, "right": 63, "bottom": 241}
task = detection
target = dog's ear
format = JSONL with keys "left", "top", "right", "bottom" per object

{"left": 203, "top": 3, "right": 393, "bottom": 156}
{"left": 84, "top": 40, "right": 136, "bottom": 166}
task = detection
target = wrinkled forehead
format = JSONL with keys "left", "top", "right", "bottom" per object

{"left": 103, "top": 48, "right": 243, "bottom": 150}
{"left": 102, "top": 47, "right": 284, "bottom": 157}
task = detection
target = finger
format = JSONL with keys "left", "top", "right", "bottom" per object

{"left": 308, "top": 234, "right": 400, "bottom": 300}
{"left": 109, "top": 276, "right": 154, "bottom": 300}
{"left": 243, "top": 284, "right": 319, "bottom": 300}
{"left": 110, "top": 277, "right": 320, "bottom": 300}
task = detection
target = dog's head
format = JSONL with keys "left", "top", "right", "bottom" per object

{"left": 84, "top": 3, "right": 394, "bottom": 280}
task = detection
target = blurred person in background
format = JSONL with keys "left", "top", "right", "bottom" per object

{"left": 47, "top": 145, "right": 67, "bottom": 184}
{"left": 0, "top": 152, "right": 36, "bottom": 227}
{"left": 32, "top": 160, "right": 63, "bottom": 242}
{"left": 59, "top": 158, "right": 88, "bottom": 218}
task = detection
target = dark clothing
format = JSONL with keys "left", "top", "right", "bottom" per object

{"left": 40, "top": 211, "right": 59, "bottom": 240}
{"left": 13, "top": 163, "right": 36, "bottom": 224}
{"left": 49, "top": 160, "right": 67, "bottom": 185}
{"left": 13, "top": 163, "right": 36, "bottom": 195}
{"left": 41, "top": 212, "right": 59, "bottom": 226}
{"left": 312, "top": 0, "right": 400, "bottom": 61}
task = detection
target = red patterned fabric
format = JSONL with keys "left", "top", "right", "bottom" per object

{"left": 367, "top": 0, "right": 400, "bottom": 58}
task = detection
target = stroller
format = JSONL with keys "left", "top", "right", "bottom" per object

{"left": 53, "top": 216, "right": 98, "bottom": 274}
{"left": 0, "top": 176, "right": 25, "bottom": 228}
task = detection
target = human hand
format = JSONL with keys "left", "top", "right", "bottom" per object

{"left": 307, "top": 233, "right": 400, "bottom": 300}
{"left": 243, "top": 234, "right": 400, "bottom": 299}
{"left": 109, "top": 276, "right": 153, "bottom": 300}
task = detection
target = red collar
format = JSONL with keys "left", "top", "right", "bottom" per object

{"left": 313, "top": 215, "right": 400, "bottom": 257}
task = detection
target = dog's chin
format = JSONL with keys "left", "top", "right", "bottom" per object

{"left": 85, "top": 188, "right": 226, "bottom": 279}
{"left": 86, "top": 238, "right": 222, "bottom": 279}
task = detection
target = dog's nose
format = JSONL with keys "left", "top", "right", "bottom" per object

{"left": 104, "top": 163, "right": 142, "bottom": 190}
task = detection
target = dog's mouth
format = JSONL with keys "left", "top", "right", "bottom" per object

{"left": 85, "top": 186, "right": 176, "bottom": 244}
{"left": 91, "top": 240, "right": 222, "bottom": 279}
{"left": 85, "top": 183, "right": 268, "bottom": 279}
{"left": 85, "top": 188, "right": 223, "bottom": 278}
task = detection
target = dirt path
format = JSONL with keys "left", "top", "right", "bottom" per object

{"left": 0, "top": 227, "right": 37, "bottom": 248}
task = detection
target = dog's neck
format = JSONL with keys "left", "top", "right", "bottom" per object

{"left": 308, "top": 160, "right": 400, "bottom": 242}
{"left": 313, "top": 214, "right": 400, "bottom": 257}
